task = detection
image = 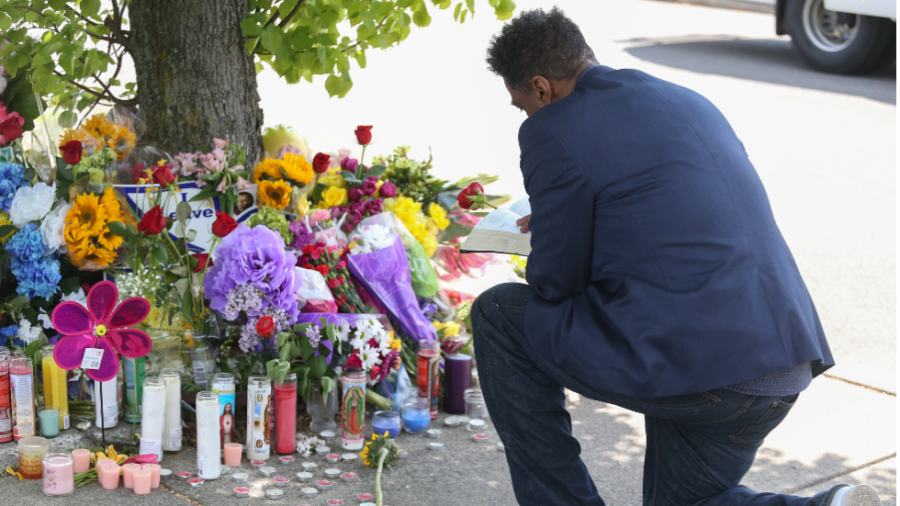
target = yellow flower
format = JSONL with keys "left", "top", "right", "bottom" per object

{"left": 97, "top": 226, "right": 123, "bottom": 251}
{"left": 67, "top": 192, "right": 108, "bottom": 239}
{"left": 425, "top": 218, "right": 439, "bottom": 237}
{"left": 0, "top": 211, "right": 15, "bottom": 245}
{"left": 428, "top": 203, "right": 450, "bottom": 230}
{"left": 5, "top": 466, "right": 22, "bottom": 481}
{"left": 100, "top": 188, "right": 123, "bottom": 223}
{"left": 59, "top": 127, "right": 91, "bottom": 147}
{"left": 420, "top": 234, "right": 437, "bottom": 257}
{"left": 81, "top": 243, "right": 118, "bottom": 267}
{"left": 444, "top": 322, "right": 460, "bottom": 337}
{"left": 253, "top": 158, "right": 284, "bottom": 183}
{"left": 281, "top": 152, "right": 314, "bottom": 185}
{"left": 258, "top": 180, "right": 292, "bottom": 210}
{"left": 390, "top": 334, "right": 402, "bottom": 351}
{"left": 320, "top": 186, "right": 347, "bottom": 208}
{"left": 83, "top": 114, "right": 117, "bottom": 139}
{"left": 294, "top": 195, "right": 311, "bottom": 216}
{"left": 109, "top": 125, "right": 136, "bottom": 160}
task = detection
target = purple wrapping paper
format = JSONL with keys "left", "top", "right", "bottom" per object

{"left": 348, "top": 237, "right": 438, "bottom": 343}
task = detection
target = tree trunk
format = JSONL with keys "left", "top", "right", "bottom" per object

{"left": 130, "top": 0, "right": 265, "bottom": 166}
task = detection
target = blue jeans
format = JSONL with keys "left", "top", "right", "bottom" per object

{"left": 472, "top": 283, "right": 843, "bottom": 506}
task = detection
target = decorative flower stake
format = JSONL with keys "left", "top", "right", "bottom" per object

{"left": 50, "top": 281, "right": 152, "bottom": 382}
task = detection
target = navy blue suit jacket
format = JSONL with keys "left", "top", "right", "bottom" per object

{"left": 521, "top": 65, "right": 833, "bottom": 398}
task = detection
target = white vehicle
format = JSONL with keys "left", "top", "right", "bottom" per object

{"left": 751, "top": 0, "right": 895, "bottom": 73}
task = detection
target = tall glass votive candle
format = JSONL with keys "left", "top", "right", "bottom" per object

{"left": 18, "top": 436, "right": 50, "bottom": 479}
{"left": 160, "top": 369, "right": 182, "bottom": 452}
{"left": 372, "top": 411, "right": 401, "bottom": 439}
{"left": 0, "top": 354, "right": 12, "bottom": 442}
{"left": 195, "top": 391, "right": 221, "bottom": 480}
{"left": 11, "top": 357, "right": 36, "bottom": 440}
{"left": 41, "top": 345, "right": 69, "bottom": 430}
{"left": 38, "top": 407, "right": 60, "bottom": 438}
{"left": 140, "top": 377, "right": 166, "bottom": 462}
{"left": 401, "top": 400, "right": 431, "bottom": 434}
{"left": 341, "top": 368, "right": 366, "bottom": 450}
{"left": 93, "top": 378, "right": 118, "bottom": 429}
{"left": 224, "top": 442, "right": 242, "bottom": 467}
{"left": 212, "top": 373, "right": 236, "bottom": 446}
{"left": 246, "top": 376, "right": 271, "bottom": 461}
{"left": 71, "top": 449, "right": 91, "bottom": 474}
{"left": 274, "top": 373, "right": 297, "bottom": 454}
{"left": 417, "top": 340, "right": 441, "bottom": 419}
{"left": 42, "top": 452, "right": 74, "bottom": 496}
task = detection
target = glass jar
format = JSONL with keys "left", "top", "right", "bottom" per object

{"left": 372, "top": 410, "right": 401, "bottom": 439}
{"left": 274, "top": 373, "right": 297, "bottom": 455}
{"left": 401, "top": 400, "right": 431, "bottom": 434}
{"left": 18, "top": 436, "right": 50, "bottom": 479}
{"left": 464, "top": 388, "right": 490, "bottom": 431}
{"left": 306, "top": 384, "right": 338, "bottom": 433}
{"left": 189, "top": 334, "right": 215, "bottom": 389}
{"left": 42, "top": 452, "right": 74, "bottom": 496}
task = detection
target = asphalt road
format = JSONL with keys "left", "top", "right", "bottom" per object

{"left": 260, "top": 0, "right": 896, "bottom": 394}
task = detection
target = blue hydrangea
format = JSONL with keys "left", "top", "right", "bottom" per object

{"left": 0, "top": 326, "right": 21, "bottom": 348}
{"left": 4, "top": 224, "right": 60, "bottom": 300}
{"left": 0, "top": 163, "right": 27, "bottom": 212}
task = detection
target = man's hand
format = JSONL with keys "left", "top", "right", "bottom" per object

{"left": 517, "top": 214, "right": 531, "bottom": 233}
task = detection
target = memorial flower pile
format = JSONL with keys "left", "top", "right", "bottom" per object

{"left": 60, "top": 114, "right": 136, "bottom": 160}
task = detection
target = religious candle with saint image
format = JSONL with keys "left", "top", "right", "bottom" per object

{"left": 246, "top": 376, "right": 271, "bottom": 460}
{"left": 341, "top": 368, "right": 366, "bottom": 450}
{"left": 212, "top": 373, "right": 236, "bottom": 446}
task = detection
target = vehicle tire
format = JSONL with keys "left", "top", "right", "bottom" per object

{"left": 785, "top": 0, "right": 895, "bottom": 74}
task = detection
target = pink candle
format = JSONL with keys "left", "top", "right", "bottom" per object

{"left": 42, "top": 453, "right": 74, "bottom": 497}
{"left": 98, "top": 461, "right": 120, "bottom": 490}
{"left": 142, "top": 464, "right": 161, "bottom": 488}
{"left": 224, "top": 443, "right": 242, "bottom": 467}
{"left": 132, "top": 468, "right": 151, "bottom": 495}
{"left": 71, "top": 449, "right": 91, "bottom": 474}
{"left": 122, "top": 463, "right": 141, "bottom": 488}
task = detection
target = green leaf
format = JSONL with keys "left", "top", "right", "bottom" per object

{"left": 320, "top": 376, "right": 335, "bottom": 399}
{"left": 290, "top": 341, "right": 302, "bottom": 359}
{"left": 413, "top": 9, "right": 432, "bottom": 27}
{"left": 440, "top": 222, "right": 473, "bottom": 243}
{"left": 151, "top": 244, "right": 168, "bottom": 265}
{"left": 340, "top": 170, "right": 358, "bottom": 181}
{"left": 0, "top": 225, "right": 16, "bottom": 240}
{"left": 180, "top": 293, "right": 194, "bottom": 325}
{"left": 309, "top": 355, "right": 327, "bottom": 379}
{"left": 106, "top": 221, "right": 131, "bottom": 237}
{"left": 261, "top": 26, "right": 283, "bottom": 53}
{"left": 277, "top": 331, "right": 289, "bottom": 348}
{"left": 58, "top": 110, "right": 77, "bottom": 128}
{"left": 365, "top": 164, "right": 386, "bottom": 178}
{"left": 188, "top": 185, "right": 219, "bottom": 203}
{"left": 300, "top": 338, "right": 313, "bottom": 361}
{"left": 176, "top": 201, "right": 192, "bottom": 223}
{"left": 324, "top": 324, "right": 336, "bottom": 344}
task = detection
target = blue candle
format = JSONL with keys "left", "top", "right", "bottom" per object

{"left": 372, "top": 410, "right": 401, "bottom": 438}
{"left": 372, "top": 421, "right": 400, "bottom": 439}
{"left": 402, "top": 410, "right": 431, "bottom": 434}
{"left": 40, "top": 408, "right": 60, "bottom": 437}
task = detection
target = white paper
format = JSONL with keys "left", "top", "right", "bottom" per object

{"left": 169, "top": 427, "right": 183, "bottom": 448}
{"left": 81, "top": 348, "right": 104, "bottom": 370}
{"left": 139, "top": 439, "right": 162, "bottom": 461}
{"left": 460, "top": 198, "right": 532, "bottom": 256}
{"left": 63, "top": 414, "right": 70, "bottom": 430}
{"left": 509, "top": 198, "right": 532, "bottom": 217}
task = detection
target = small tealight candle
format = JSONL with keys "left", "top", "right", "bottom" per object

{"left": 466, "top": 418, "right": 486, "bottom": 432}
{"left": 316, "top": 480, "right": 333, "bottom": 491}
{"left": 357, "top": 492, "right": 375, "bottom": 502}
{"left": 444, "top": 416, "right": 461, "bottom": 428}
{"left": 232, "top": 472, "right": 249, "bottom": 483}
{"left": 427, "top": 442, "right": 444, "bottom": 451}
{"left": 159, "top": 469, "right": 173, "bottom": 479}
{"left": 301, "top": 462, "right": 318, "bottom": 472}
{"left": 472, "top": 433, "right": 489, "bottom": 443}
{"left": 71, "top": 449, "right": 91, "bottom": 474}
{"left": 425, "top": 429, "right": 442, "bottom": 439}
{"left": 250, "top": 460, "right": 266, "bottom": 470}
{"left": 266, "top": 488, "right": 284, "bottom": 500}
{"left": 324, "top": 468, "right": 341, "bottom": 479}
{"left": 319, "top": 430, "right": 336, "bottom": 442}
{"left": 259, "top": 466, "right": 277, "bottom": 477}
{"left": 296, "top": 471, "right": 313, "bottom": 482}
{"left": 341, "top": 472, "right": 358, "bottom": 483}
{"left": 315, "top": 445, "right": 330, "bottom": 456}
{"left": 396, "top": 449, "right": 408, "bottom": 459}
{"left": 122, "top": 463, "right": 141, "bottom": 488}
{"left": 340, "top": 453, "right": 358, "bottom": 464}
{"left": 220, "top": 465, "right": 233, "bottom": 475}
{"left": 326, "top": 500, "right": 345, "bottom": 505}
{"left": 133, "top": 468, "right": 152, "bottom": 495}
{"left": 233, "top": 486, "right": 250, "bottom": 498}
{"left": 187, "top": 478, "right": 204, "bottom": 488}
{"left": 175, "top": 471, "right": 192, "bottom": 480}
{"left": 273, "top": 476, "right": 290, "bottom": 487}
{"left": 325, "top": 454, "right": 342, "bottom": 464}
{"left": 278, "top": 455, "right": 295, "bottom": 465}
{"left": 300, "top": 487, "right": 318, "bottom": 498}
{"left": 143, "top": 463, "right": 162, "bottom": 488}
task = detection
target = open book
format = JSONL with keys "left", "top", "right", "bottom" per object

{"left": 460, "top": 198, "right": 531, "bottom": 256}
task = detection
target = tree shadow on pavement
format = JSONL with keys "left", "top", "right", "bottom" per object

{"left": 620, "top": 35, "right": 896, "bottom": 104}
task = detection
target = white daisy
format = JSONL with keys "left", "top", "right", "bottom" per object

{"left": 336, "top": 321, "right": 352, "bottom": 343}
{"left": 350, "top": 331, "right": 367, "bottom": 350}
{"left": 360, "top": 344, "right": 380, "bottom": 371}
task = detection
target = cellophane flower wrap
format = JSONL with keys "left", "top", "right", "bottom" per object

{"left": 347, "top": 212, "right": 438, "bottom": 344}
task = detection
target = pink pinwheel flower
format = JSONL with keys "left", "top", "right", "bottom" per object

{"left": 50, "top": 281, "right": 152, "bottom": 382}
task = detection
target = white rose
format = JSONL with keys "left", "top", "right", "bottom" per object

{"left": 40, "top": 202, "right": 71, "bottom": 253}
{"left": 9, "top": 182, "right": 56, "bottom": 228}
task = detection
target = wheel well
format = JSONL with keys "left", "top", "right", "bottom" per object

{"left": 776, "top": 0, "right": 789, "bottom": 35}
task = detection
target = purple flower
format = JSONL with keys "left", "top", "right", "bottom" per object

{"left": 348, "top": 201, "right": 366, "bottom": 217}
{"left": 378, "top": 181, "right": 397, "bottom": 198}
{"left": 366, "top": 198, "right": 383, "bottom": 215}
{"left": 420, "top": 302, "right": 438, "bottom": 316}
{"left": 341, "top": 157, "right": 359, "bottom": 173}
{"left": 361, "top": 177, "right": 378, "bottom": 196}
{"left": 348, "top": 187, "right": 363, "bottom": 202}
{"left": 289, "top": 221, "right": 315, "bottom": 250}
{"left": 204, "top": 224, "right": 301, "bottom": 319}
{"left": 330, "top": 206, "right": 347, "bottom": 220}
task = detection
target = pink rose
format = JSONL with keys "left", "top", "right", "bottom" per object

{"left": 378, "top": 181, "right": 397, "bottom": 198}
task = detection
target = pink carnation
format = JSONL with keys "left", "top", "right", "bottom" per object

{"left": 308, "top": 209, "right": 331, "bottom": 226}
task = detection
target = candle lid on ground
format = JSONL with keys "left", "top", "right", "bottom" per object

{"left": 220, "top": 465, "right": 233, "bottom": 474}
{"left": 296, "top": 471, "right": 313, "bottom": 482}
{"left": 427, "top": 442, "right": 444, "bottom": 451}
{"left": 187, "top": 478, "right": 204, "bottom": 487}
{"left": 273, "top": 476, "right": 290, "bottom": 487}
{"left": 396, "top": 449, "right": 408, "bottom": 459}
{"left": 341, "top": 472, "right": 358, "bottom": 483}
{"left": 426, "top": 429, "right": 442, "bottom": 439}
{"left": 265, "top": 488, "right": 284, "bottom": 500}
{"left": 232, "top": 472, "right": 249, "bottom": 482}
{"left": 300, "top": 487, "right": 318, "bottom": 497}
{"left": 175, "top": 471, "right": 192, "bottom": 480}
{"left": 472, "top": 433, "right": 489, "bottom": 443}
{"left": 497, "top": 442, "right": 505, "bottom": 452}
{"left": 278, "top": 456, "right": 295, "bottom": 465}
{"left": 233, "top": 487, "right": 250, "bottom": 498}
{"left": 466, "top": 418, "right": 487, "bottom": 431}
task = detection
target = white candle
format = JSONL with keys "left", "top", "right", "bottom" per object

{"left": 246, "top": 376, "right": 271, "bottom": 461}
{"left": 93, "top": 378, "right": 118, "bottom": 428}
{"left": 195, "top": 391, "right": 221, "bottom": 480}
{"left": 140, "top": 378, "right": 166, "bottom": 462}
{"left": 160, "top": 369, "right": 182, "bottom": 451}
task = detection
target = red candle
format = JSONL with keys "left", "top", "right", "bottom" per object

{"left": 273, "top": 373, "right": 297, "bottom": 455}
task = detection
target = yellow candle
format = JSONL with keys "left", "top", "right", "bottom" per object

{"left": 41, "top": 352, "right": 54, "bottom": 409}
{"left": 53, "top": 363, "right": 67, "bottom": 428}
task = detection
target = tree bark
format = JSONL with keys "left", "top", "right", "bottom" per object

{"left": 130, "top": 0, "right": 265, "bottom": 165}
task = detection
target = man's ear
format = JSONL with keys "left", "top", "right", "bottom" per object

{"left": 531, "top": 76, "right": 552, "bottom": 105}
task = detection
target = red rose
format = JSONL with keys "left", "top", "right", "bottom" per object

{"left": 315, "top": 264, "right": 330, "bottom": 277}
{"left": 131, "top": 163, "right": 147, "bottom": 183}
{"left": 257, "top": 316, "right": 275, "bottom": 339}
{"left": 327, "top": 278, "right": 339, "bottom": 289}
{"left": 346, "top": 353, "right": 363, "bottom": 368}
{"left": 0, "top": 116, "right": 23, "bottom": 146}
{"left": 457, "top": 182, "right": 484, "bottom": 210}
{"left": 192, "top": 253, "right": 211, "bottom": 272}
{"left": 137, "top": 205, "right": 167, "bottom": 236}
{"left": 59, "top": 141, "right": 83, "bottom": 165}
{"left": 354, "top": 125, "right": 373, "bottom": 145}
{"left": 152, "top": 165, "right": 177, "bottom": 187}
{"left": 211, "top": 211, "right": 238, "bottom": 237}
{"left": 313, "top": 152, "right": 331, "bottom": 174}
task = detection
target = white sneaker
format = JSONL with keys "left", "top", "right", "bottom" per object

{"left": 830, "top": 485, "right": 881, "bottom": 506}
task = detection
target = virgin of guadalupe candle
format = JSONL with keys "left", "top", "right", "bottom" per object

{"left": 140, "top": 378, "right": 166, "bottom": 462}
{"left": 246, "top": 376, "right": 271, "bottom": 460}
{"left": 417, "top": 340, "right": 441, "bottom": 419}
{"left": 0, "top": 354, "right": 11, "bottom": 442}
{"left": 93, "top": 378, "right": 118, "bottom": 428}
{"left": 195, "top": 391, "right": 221, "bottom": 480}
{"left": 211, "top": 373, "right": 236, "bottom": 445}
{"left": 340, "top": 368, "right": 366, "bottom": 450}
{"left": 42, "top": 452, "right": 74, "bottom": 496}
{"left": 274, "top": 373, "right": 297, "bottom": 454}
{"left": 160, "top": 369, "right": 182, "bottom": 451}
{"left": 10, "top": 357, "right": 35, "bottom": 440}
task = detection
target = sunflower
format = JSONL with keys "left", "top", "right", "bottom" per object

{"left": 97, "top": 225, "right": 124, "bottom": 251}
{"left": 109, "top": 125, "right": 136, "bottom": 160}
{"left": 67, "top": 192, "right": 108, "bottom": 239}
{"left": 100, "top": 188, "right": 123, "bottom": 223}
{"left": 59, "top": 127, "right": 92, "bottom": 147}
{"left": 74, "top": 241, "right": 117, "bottom": 267}
{"left": 281, "top": 152, "right": 314, "bottom": 185}
{"left": 253, "top": 157, "right": 284, "bottom": 183}
{"left": 83, "top": 114, "right": 118, "bottom": 140}
{"left": 257, "top": 180, "right": 292, "bottom": 210}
